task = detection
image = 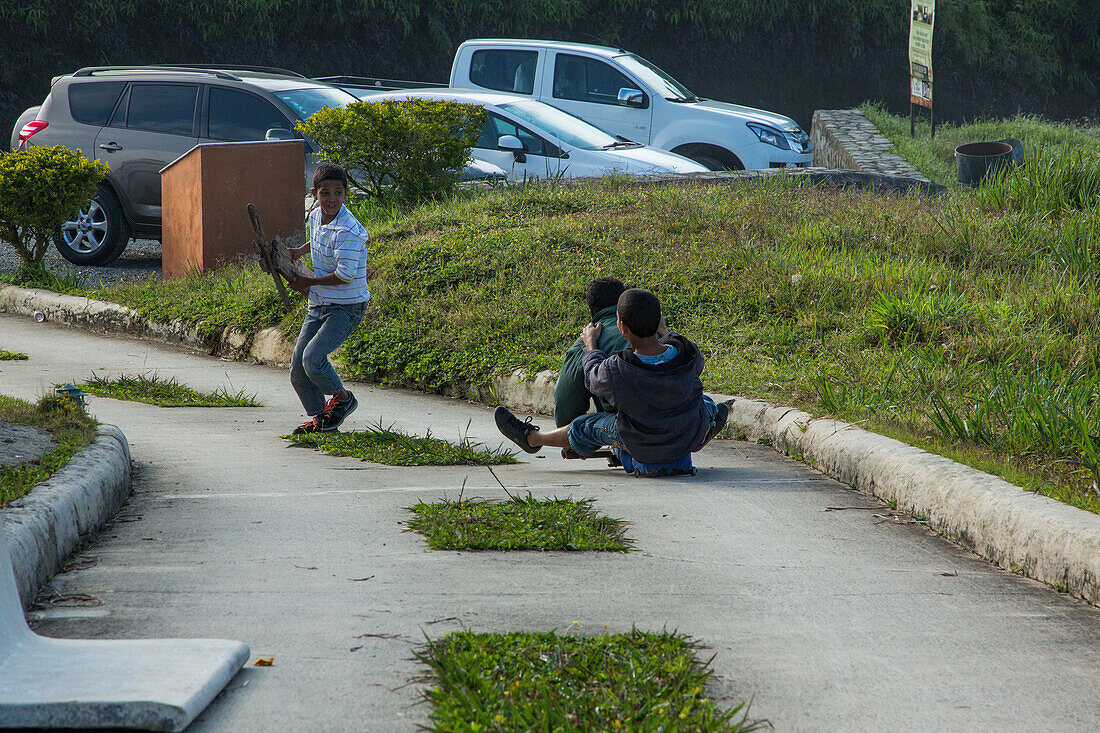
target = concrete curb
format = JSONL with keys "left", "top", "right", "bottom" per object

{"left": 4, "top": 287, "right": 1099, "bottom": 606}
{"left": 718, "top": 396, "right": 1100, "bottom": 605}
{"left": 1, "top": 425, "right": 132, "bottom": 609}
{"left": 482, "top": 372, "right": 1100, "bottom": 606}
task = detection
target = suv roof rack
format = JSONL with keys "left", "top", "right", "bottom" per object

{"left": 314, "top": 76, "right": 444, "bottom": 90}
{"left": 72, "top": 66, "right": 243, "bottom": 81}
{"left": 150, "top": 64, "right": 307, "bottom": 78}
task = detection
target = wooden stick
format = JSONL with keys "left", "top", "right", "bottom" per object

{"left": 248, "top": 203, "right": 293, "bottom": 311}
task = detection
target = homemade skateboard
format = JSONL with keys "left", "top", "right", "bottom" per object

{"left": 561, "top": 447, "right": 622, "bottom": 467}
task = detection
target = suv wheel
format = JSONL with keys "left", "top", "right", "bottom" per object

{"left": 53, "top": 185, "right": 130, "bottom": 265}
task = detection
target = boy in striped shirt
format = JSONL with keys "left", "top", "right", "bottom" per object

{"left": 287, "top": 163, "right": 370, "bottom": 434}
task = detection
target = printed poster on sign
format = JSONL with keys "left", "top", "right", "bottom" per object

{"left": 909, "top": 0, "right": 935, "bottom": 107}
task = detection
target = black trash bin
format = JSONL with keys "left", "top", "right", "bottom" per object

{"left": 999, "top": 138, "right": 1025, "bottom": 168}
{"left": 955, "top": 141, "right": 1014, "bottom": 187}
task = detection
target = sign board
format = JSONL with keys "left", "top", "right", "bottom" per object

{"left": 908, "top": 1, "right": 935, "bottom": 108}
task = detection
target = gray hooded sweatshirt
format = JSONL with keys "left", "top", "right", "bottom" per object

{"left": 581, "top": 333, "right": 710, "bottom": 463}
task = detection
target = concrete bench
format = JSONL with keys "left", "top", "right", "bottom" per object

{"left": 0, "top": 526, "right": 249, "bottom": 730}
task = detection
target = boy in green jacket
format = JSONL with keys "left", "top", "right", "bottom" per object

{"left": 553, "top": 277, "right": 629, "bottom": 427}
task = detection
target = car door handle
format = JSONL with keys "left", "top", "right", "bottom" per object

{"left": 98, "top": 142, "right": 122, "bottom": 152}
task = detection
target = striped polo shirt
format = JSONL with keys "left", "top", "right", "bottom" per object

{"left": 307, "top": 204, "right": 370, "bottom": 305}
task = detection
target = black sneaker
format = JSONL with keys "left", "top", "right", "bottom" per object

{"left": 699, "top": 399, "right": 732, "bottom": 449}
{"left": 319, "top": 391, "right": 358, "bottom": 432}
{"left": 292, "top": 416, "right": 320, "bottom": 435}
{"left": 494, "top": 406, "right": 540, "bottom": 454}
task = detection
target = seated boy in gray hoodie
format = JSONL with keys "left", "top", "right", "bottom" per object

{"left": 495, "top": 288, "right": 728, "bottom": 473}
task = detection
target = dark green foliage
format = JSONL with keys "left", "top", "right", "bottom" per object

{"left": 297, "top": 99, "right": 486, "bottom": 204}
{"left": 0, "top": 145, "right": 108, "bottom": 265}
{"left": 417, "top": 630, "right": 761, "bottom": 731}
{"left": 285, "top": 422, "right": 515, "bottom": 466}
{"left": 0, "top": 393, "right": 98, "bottom": 506}
{"left": 0, "top": 349, "right": 28, "bottom": 360}
{"left": 406, "top": 494, "right": 632, "bottom": 551}
{"left": 79, "top": 373, "right": 260, "bottom": 407}
{"left": 3, "top": 2, "right": 1098, "bottom": 137}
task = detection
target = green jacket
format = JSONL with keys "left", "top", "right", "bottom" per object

{"left": 553, "top": 305, "right": 630, "bottom": 427}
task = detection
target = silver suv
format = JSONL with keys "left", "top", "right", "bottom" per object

{"left": 11, "top": 65, "right": 357, "bottom": 265}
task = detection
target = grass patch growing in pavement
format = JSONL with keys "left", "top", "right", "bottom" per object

{"left": 286, "top": 423, "right": 516, "bottom": 466}
{"left": 80, "top": 373, "right": 260, "bottom": 407}
{"left": 418, "top": 630, "right": 760, "bottom": 731}
{"left": 0, "top": 349, "right": 28, "bottom": 360}
{"left": 0, "top": 394, "right": 98, "bottom": 506}
{"left": 406, "top": 494, "right": 632, "bottom": 551}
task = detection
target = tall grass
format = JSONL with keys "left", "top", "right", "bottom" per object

{"left": 928, "top": 363, "right": 1100, "bottom": 493}
{"left": 862, "top": 103, "right": 1100, "bottom": 187}
{"left": 976, "top": 151, "right": 1100, "bottom": 217}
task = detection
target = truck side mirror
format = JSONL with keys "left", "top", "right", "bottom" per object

{"left": 617, "top": 88, "right": 645, "bottom": 108}
{"left": 265, "top": 128, "right": 295, "bottom": 141}
{"left": 498, "top": 134, "right": 527, "bottom": 164}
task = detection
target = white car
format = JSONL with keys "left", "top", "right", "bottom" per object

{"left": 351, "top": 88, "right": 708, "bottom": 180}
{"left": 449, "top": 39, "right": 812, "bottom": 171}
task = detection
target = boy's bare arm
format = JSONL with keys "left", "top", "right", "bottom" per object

{"left": 287, "top": 272, "right": 348, "bottom": 294}
{"left": 289, "top": 243, "right": 310, "bottom": 260}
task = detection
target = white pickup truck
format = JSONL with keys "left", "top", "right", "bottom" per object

{"left": 448, "top": 39, "right": 812, "bottom": 171}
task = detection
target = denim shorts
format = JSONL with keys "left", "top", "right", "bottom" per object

{"left": 567, "top": 412, "right": 622, "bottom": 456}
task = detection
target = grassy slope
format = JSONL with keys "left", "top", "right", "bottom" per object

{"left": 70, "top": 174, "right": 1100, "bottom": 514}
{"left": 861, "top": 103, "right": 1100, "bottom": 186}
{"left": 345, "top": 178, "right": 1100, "bottom": 512}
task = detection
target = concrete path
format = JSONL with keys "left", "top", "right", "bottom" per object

{"left": 2, "top": 312, "right": 1099, "bottom": 732}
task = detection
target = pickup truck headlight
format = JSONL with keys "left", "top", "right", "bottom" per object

{"left": 747, "top": 123, "right": 790, "bottom": 150}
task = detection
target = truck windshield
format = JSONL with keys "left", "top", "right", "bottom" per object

{"left": 615, "top": 54, "right": 698, "bottom": 102}
{"left": 498, "top": 100, "right": 625, "bottom": 150}
{"left": 274, "top": 87, "right": 358, "bottom": 120}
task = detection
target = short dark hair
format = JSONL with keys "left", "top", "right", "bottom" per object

{"left": 586, "top": 277, "right": 625, "bottom": 320}
{"left": 617, "top": 288, "right": 661, "bottom": 338}
{"left": 313, "top": 163, "right": 348, "bottom": 190}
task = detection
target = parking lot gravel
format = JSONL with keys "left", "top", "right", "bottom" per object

{"left": 0, "top": 239, "right": 162, "bottom": 288}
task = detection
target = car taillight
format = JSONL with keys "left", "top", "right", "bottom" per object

{"left": 18, "top": 120, "right": 49, "bottom": 147}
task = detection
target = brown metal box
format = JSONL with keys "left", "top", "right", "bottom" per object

{"left": 160, "top": 140, "right": 305, "bottom": 279}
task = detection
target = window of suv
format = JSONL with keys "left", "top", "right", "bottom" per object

{"left": 114, "top": 83, "right": 199, "bottom": 135}
{"left": 470, "top": 50, "right": 539, "bottom": 95}
{"left": 273, "top": 86, "right": 357, "bottom": 120}
{"left": 208, "top": 87, "right": 291, "bottom": 141}
{"left": 68, "top": 82, "right": 126, "bottom": 126}
{"left": 552, "top": 54, "right": 643, "bottom": 107}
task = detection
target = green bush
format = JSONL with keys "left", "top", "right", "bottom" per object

{"left": 296, "top": 99, "right": 486, "bottom": 204}
{"left": 0, "top": 145, "right": 108, "bottom": 266}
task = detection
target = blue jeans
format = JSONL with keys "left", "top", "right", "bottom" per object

{"left": 568, "top": 396, "right": 718, "bottom": 456}
{"left": 291, "top": 302, "right": 365, "bottom": 415}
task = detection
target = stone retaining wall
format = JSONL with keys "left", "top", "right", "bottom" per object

{"left": 811, "top": 109, "right": 930, "bottom": 182}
